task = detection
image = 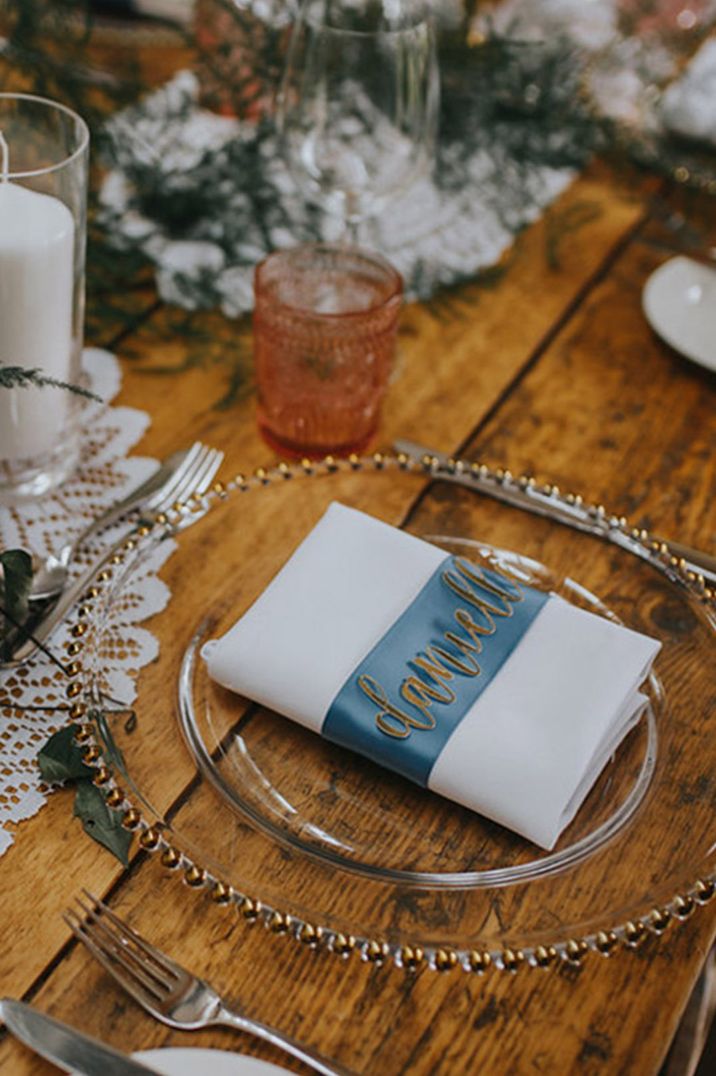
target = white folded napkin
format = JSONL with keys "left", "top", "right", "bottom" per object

{"left": 202, "top": 503, "right": 660, "bottom": 849}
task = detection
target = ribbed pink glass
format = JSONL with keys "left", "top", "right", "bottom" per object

{"left": 253, "top": 244, "right": 403, "bottom": 458}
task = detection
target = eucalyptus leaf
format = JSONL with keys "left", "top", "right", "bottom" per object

{"left": 38, "top": 724, "right": 95, "bottom": 784}
{"left": 73, "top": 781, "right": 132, "bottom": 866}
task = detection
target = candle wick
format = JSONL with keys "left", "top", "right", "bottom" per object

{"left": 0, "top": 131, "right": 8, "bottom": 182}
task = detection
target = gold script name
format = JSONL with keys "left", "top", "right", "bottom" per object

{"left": 358, "top": 558, "right": 524, "bottom": 740}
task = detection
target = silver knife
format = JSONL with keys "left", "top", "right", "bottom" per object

{"left": 393, "top": 438, "right": 716, "bottom": 586}
{"left": 0, "top": 998, "right": 159, "bottom": 1074}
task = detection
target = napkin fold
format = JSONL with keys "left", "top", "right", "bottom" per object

{"left": 202, "top": 503, "right": 660, "bottom": 849}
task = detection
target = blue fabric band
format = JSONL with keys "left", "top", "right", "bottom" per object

{"left": 322, "top": 555, "right": 549, "bottom": 787}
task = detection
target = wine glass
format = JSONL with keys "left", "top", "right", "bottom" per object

{"left": 277, "top": 0, "right": 440, "bottom": 243}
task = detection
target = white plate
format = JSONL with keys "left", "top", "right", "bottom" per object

{"left": 132, "top": 1047, "right": 292, "bottom": 1075}
{"left": 642, "top": 255, "right": 716, "bottom": 372}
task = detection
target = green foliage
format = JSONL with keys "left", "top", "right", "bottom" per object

{"left": 38, "top": 724, "right": 95, "bottom": 783}
{"left": 73, "top": 780, "right": 132, "bottom": 866}
{"left": 37, "top": 717, "right": 132, "bottom": 865}
{"left": 0, "top": 365, "right": 101, "bottom": 400}
{"left": 0, "top": 549, "right": 32, "bottom": 632}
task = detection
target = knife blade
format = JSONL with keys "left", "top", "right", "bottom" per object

{"left": 393, "top": 438, "right": 716, "bottom": 586}
{"left": 0, "top": 998, "right": 159, "bottom": 1075}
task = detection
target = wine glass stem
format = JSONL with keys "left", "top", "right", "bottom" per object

{"left": 344, "top": 218, "right": 361, "bottom": 246}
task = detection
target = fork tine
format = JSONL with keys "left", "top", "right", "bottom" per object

{"left": 81, "top": 890, "right": 184, "bottom": 982}
{"left": 143, "top": 440, "right": 204, "bottom": 513}
{"left": 187, "top": 448, "right": 223, "bottom": 497}
{"left": 72, "top": 898, "right": 177, "bottom": 995}
{"left": 159, "top": 448, "right": 223, "bottom": 516}
{"left": 64, "top": 909, "right": 166, "bottom": 1007}
{"left": 150, "top": 443, "right": 210, "bottom": 513}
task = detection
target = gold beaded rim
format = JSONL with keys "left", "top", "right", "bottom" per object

{"left": 65, "top": 451, "right": 715, "bottom": 974}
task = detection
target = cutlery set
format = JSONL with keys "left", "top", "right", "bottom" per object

{"left": 1, "top": 441, "right": 224, "bottom": 666}
{"left": 2, "top": 893, "right": 348, "bottom": 1076}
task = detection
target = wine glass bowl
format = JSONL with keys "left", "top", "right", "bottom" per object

{"left": 278, "top": 0, "right": 440, "bottom": 236}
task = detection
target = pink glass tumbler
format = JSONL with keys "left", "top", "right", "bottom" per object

{"left": 253, "top": 244, "right": 403, "bottom": 458}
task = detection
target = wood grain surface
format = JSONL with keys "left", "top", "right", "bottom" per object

{"left": 1, "top": 54, "right": 715, "bottom": 1076}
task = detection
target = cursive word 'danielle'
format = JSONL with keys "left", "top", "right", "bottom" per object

{"left": 358, "top": 558, "right": 524, "bottom": 740}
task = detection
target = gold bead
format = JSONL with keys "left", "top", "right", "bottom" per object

{"left": 397, "top": 452, "right": 409, "bottom": 468}
{"left": 269, "top": 911, "right": 289, "bottom": 933}
{"left": 154, "top": 513, "right": 168, "bottom": 526}
{"left": 298, "top": 922, "right": 321, "bottom": 945}
{"left": 69, "top": 703, "right": 87, "bottom": 721}
{"left": 372, "top": 452, "right": 385, "bottom": 468}
{"left": 105, "top": 787, "right": 124, "bottom": 808}
{"left": 674, "top": 895, "right": 694, "bottom": 919}
{"left": 365, "top": 940, "right": 389, "bottom": 963}
{"left": 467, "top": 950, "right": 491, "bottom": 973}
{"left": 278, "top": 462, "right": 291, "bottom": 477}
{"left": 239, "top": 897, "right": 261, "bottom": 921}
{"left": 93, "top": 766, "right": 112, "bottom": 786}
{"left": 73, "top": 724, "right": 92, "bottom": 743}
{"left": 434, "top": 948, "right": 458, "bottom": 972}
{"left": 324, "top": 456, "right": 338, "bottom": 472}
{"left": 83, "top": 586, "right": 101, "bottom": 600}
{"left": 161, "top": 846, "right": 181, "bottom": 869}
{"left": 71, "top": 623, "right": 87, "bottom": 638}
{"left": 211, "top": 882, "right": 232, "bottom": 904}
{"left": 695, "top": 880, "right": 715, "bottom": 903}
{"left": 301, "top": 459, "right": 314, "bottom": 473}
{"left": 97, "top": 569, "right": 112, "bottom": 582}
{"left": 65, "top": 661, "right": 82, "bottom": 678}
{"left": 122, "top": 808, "right": 141, "bottom": 830}
{"left": 66, "top": 641, "right": 82, "bottom": 656}
{"left": 66, "top": 682, "right": 83, "bottom": 698}
{"left": 624, "top": 921, "right": 646, "bottom": 947}
{"left": 254, "top": 468, "right": 268, "bottom": 482}
{"left": 124, "top": 538, "right": 136, "bottom": 551}
{"left": 331, "top": 933, "right": 355, "bottom": 955}
{"left": 77, "top": 605, "right": 91, "bottom": 619}
{"left": 184, "top": 865, "right": 206, "bottom": 887}
{"left": 137, "top": 525, "right": 152, "bottom": 537}
{"left": 399, "top": 945, "right": 424, "bottom": 970}
{"left": 212, "top": 481, "right": 226, "bottom": 494}
{"left": 595, "top": 930, "right": 618, "bottom": 954}
{"left": 501, "top": 948, "right": 524, "bottom": 972}
{"left": 565, "top": 939, "right": 587, "bottom": 964}
{"left": 110, "top": 554, "right": 123, "bottom": 565}
{"left": 650, "top": 909, "right": 671, "bottom": 933}
{"left": 348, "top": 454, "right": 361, "bottom": 469}
{"left": 533, "top": 945, "right": 557, "bottom": 968}
{"left": 82, "top": 745, "right": 100, "bottom": 764}
{"left": 139, "top": 827, "right": 161, "bottom": 850}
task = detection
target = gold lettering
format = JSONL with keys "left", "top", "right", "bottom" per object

{"left": 454, "top": 608, "right": 493, "bottom": 649}
{"left": 358, "top": 674, "right": 436, "bottom": 740}
{"left": 401, "top": 675, "right": 454, "bottom": 722}
{"left": 455, "top": 558, "right": 523, "bottom": 612}
{"left": 432, "top": 641, "right": 480, "bottom": 676}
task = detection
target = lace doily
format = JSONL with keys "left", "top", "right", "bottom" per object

{"left": 99, "top": 69, "right": 575, "bottom": 317}
{"left": 0, "top": 349, "right": 174, "bottom": 856}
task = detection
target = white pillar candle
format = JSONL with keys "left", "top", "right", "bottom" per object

{"left": 0, "top": 131, "right": 75, "bottom": 462}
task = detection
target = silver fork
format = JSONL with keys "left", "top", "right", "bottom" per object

{"left": 30, "top": 441, "right": 215, "bottom": 602}
{"left": 65, "top": 893, "right": 352, "bottom": 1076}
{"left": 7, "top": 445, "right": 224, "bottom": 665}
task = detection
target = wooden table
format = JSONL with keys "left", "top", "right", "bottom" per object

{"left": 1, "top": 132, "right": 715, "bottom": 1072}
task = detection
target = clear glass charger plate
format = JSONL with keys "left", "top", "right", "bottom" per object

{"left": 78, "top": 454, "right": 716, "bottom": 972}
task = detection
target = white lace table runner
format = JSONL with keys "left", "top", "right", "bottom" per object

{"left": 0, "top": 349, "right": 174, "bottom": 856}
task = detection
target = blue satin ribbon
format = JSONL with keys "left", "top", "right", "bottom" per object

{"left": 322, "top": 555, "right": 548, "bottom": 786}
